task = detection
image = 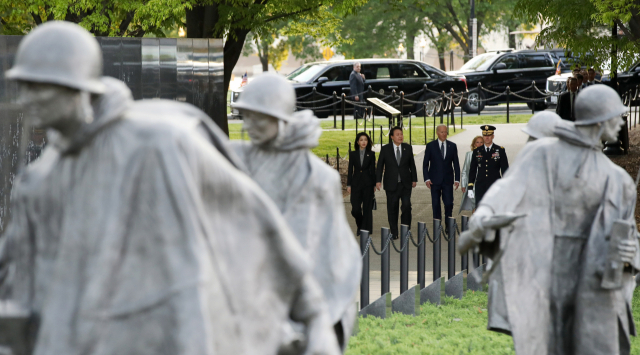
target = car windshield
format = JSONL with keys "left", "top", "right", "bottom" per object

{"left": 459, "top": 53, "right": 498, "bottom": 71}
{"left": 286, "top": 64, "right": 328, "bottom": 83}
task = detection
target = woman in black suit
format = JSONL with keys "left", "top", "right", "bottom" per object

{"left": 347, "top": 132, "right": 376, "bottom": 236}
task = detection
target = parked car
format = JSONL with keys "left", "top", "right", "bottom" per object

{"left": 229, "top": 59, "right": 468, "bottom": 119}
{"left": 448, "top": 49, "right": 557, "bottom": 113}
{"left": 601, "top": 61, "right": 640, "bottom": 99}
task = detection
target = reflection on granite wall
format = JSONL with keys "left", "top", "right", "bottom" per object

{"left": 0, "top": 36, "right": 224, "bottom": 232}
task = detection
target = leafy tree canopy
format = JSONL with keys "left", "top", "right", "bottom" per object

{"left": 516, "top": 0, "right": 640, "bottom": 71}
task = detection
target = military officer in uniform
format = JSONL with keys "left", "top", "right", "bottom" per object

{"left": 467, "top": 125, "right": 508, "bottom": 204}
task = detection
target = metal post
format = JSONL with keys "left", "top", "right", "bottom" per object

{"left": 341, "top": 93, "right": 346, "bottom": 131}
{"left": 400, "top": 224, "right": 409, "bottom": 294}
{"left": 477, "top": 83, "right": 482, "bottom": 116}
{"left": 336, "top": 147, "right": 340, "bottom": 171}
{"left": 333, "top": 92, "right": 337, "bottom": 129}
{"left": 461, "top": 216, "right": 469, "bottom": 272}
{"left": 355, "top": 115, "right": 359, "bottom": 132}
{"left": 380, "top": 125, "right": 383, "bottom": 148}
{"left": 423, "top": 103, "right": 427, "bottom": 146}
{"left": 381, "top": 227, "right": 390, "bottom": 295}
{"left": 450, "top": 89, "right": 456, "bottom": 132}
{"left": 360, "top": 230, "right": 370, "bottom": 308}
{"left": 440, "top": 91, "right": 445, "bottom": 124}
{"left": 364, "top": 108, "right": 368, "bottom": 133}
{"left": 409, "top": 111, "right": 412, "bottom": 145}
{"left": 531, "top": 81, "right": 535, "bottom": 114}
{"left": 433, "top": 219, "right": 442, "bottom": 281}
{"left": 400, "top": 92, "right": 405, "bottom": 123}
{"left": 433, "top": 108, "right": 436, "bottom": 141}
{"left": 506, "top": 86, "right": 510, "bottom": 123}
{"left": 373, "top": 120, "right": 375, "bottom": 145}
{"left": 417, "top": 222, "right": 426, "bottom": 289}
{"left": 326, "top": 154, "right": 329, "bottom": 165}
{"left": 349, "top": 142, "right": 352, "bottom": 155}
{"left": 447, "top": 217, "right": 456, "bottom": 279}
{"left": 461, "top": 103, "right": 464, "bottom": 129}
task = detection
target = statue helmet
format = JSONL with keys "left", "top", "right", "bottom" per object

{"left": 231, "top": 73, "right": 296, "bottom": 121}
{"left": 6, "top": 21, "right": 105, "bottom": 94}
{"left": 521, "top": 111, "right": 562, "bottom": 139}
{"left": 574, "top": 85, "right": 627, "bottom": 126}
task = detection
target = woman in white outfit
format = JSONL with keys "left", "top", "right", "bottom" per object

{"left": 459, "top": 135, "right": 484, "bottom": 214}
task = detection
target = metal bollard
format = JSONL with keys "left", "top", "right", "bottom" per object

{"left": 433, "top": 219, "right": 442, "bottom": 281}
{"left": 360, "top": 230, "right": 370, "bottom": 308}
{"left": 447, "top": 217, "right": 456, "bottom": 279}
{"left": 400, "top": 224, "right": 409, "bottom": 294}
{"left": 417, "top": 222, "right": 426, "bottom": 289}
{"left": 506, "top": 86, "right": 510, "bottom": 124}
{"left": 461, "top": 216, "right": 469, "bottom": 272}
{"left": 341, "top": 93, "right": 346, "bottom": 131}
{"left": 381, "top": 227, "right": 391, "bottom": 296}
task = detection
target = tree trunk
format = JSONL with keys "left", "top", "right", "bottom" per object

{"left": 186, "top": 4, "right": 219, "bottom": 38}
{"left": 406, "top": 33, "right": 415, "bottom": 60}
{"left": 260, "top": 40, "right": 269, "bottom": 71}
{"left": 438, "top": 49, "right": 446, "bottom": 70}
{"left": 222, "top": 28, "right": 251, "bottom": 133}
{"left": 507, "top": 26, "right": 516, "bottom": 49}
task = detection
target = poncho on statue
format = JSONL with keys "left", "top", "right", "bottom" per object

{"left": 231, "top": 109, "right": 361, "bottom": 344}
{"left": 477, "top": 123, "right": 640, "bottom": 355}
{"left": 0, "top": 77, "right": 333, "bottom": 355}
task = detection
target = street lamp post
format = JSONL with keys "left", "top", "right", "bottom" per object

{"left": 420, "top": 38, "right": 427, "bottom": 62}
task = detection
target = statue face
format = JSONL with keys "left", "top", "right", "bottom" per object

{"left": 601, "top": 116, "right": 624, "bottom": 141}
{"left": 17, "top": 81, "right": 82, "bottom": 130}
{"left": 242, "top": 110, "right": 279, "bottom": 145}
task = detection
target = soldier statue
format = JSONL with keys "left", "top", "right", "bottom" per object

{"left": 230, "top": 73, "right": 362, "bottom": 352}
{"left": 460, "top": 84, "right": 639, "bottom": 355}
{"left": 0, "top": 21, "right": 340, "bottom": 355}
{"left": 466, "top": 125, "right": 509, "bottom": 205}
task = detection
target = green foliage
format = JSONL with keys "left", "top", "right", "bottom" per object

{"left": 516, "top": 0, "right": 640, "bottom": 72}
{"left": 347, "top": 291, "right": 515, "bottom": 355}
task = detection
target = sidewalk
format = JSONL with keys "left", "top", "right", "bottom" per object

{"left": 345, "top": 123, "right": 529, "bottom": 303}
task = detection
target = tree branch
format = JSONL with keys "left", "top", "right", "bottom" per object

{"left": 118, "top": 11, "right": 136, "bottom": 36}
{"left": 615, "top": 19, "right": 639, "bottom": 42}
{"left": 445, "top": 0, "right": 468, "bottom": 44}
{"left": 264, "top": 6, "right": 318, "bottom": 23}
{"left": 31, "top": 13, "right": 43, "bottom": 25}
{"left": 443, "top": 22, "right": 468, "bottom": 51}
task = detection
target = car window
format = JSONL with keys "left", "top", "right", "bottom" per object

{"left": 495, "top": 55, "right": 519, "bottom": 69}
{"left": 520, "top": 54, "right": 552, "bottom": 68}
{"left": 362, "top": 64, "right": 395, "bottom": 79}
{"left": 460, "top": 53, "right": 498, "bottom": 71}
{"left": 287, "top": 64, "right": 327, "bottom": 83}
{"left": 400, "top": 64, "right": 429, "bottom": 78}
{"left": 318, "top": 66, "right": 349, "bottom": 81}
{"left": 421, "top": 64, "right": 446, "bottom": 78}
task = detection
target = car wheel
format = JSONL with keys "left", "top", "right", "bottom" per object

{"left": 462, "top": 90, "right": 485, "bottom": 114}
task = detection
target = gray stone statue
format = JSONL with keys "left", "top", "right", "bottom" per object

{"left": 460, "top": 84, "right": 639, "bottom": 355}
{"left": 230, "top": 74, "right": 362, "bottom": 352}
{"left": 521, "top": 111, "right": 566, "bottom": 141}
{"left": 0, "top": 21, "right": 340, "bottom": 355}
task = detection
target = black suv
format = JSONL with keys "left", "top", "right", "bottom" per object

{"left": 448, "top": 49, "right": 557, "bottom": 113}
{"left": 229, "top": 59, "right": 468, "bottom": 119}
{"left": 601, "top": 61, "right": 640, "bottom": 98}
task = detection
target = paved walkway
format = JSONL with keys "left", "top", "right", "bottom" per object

{"left": 346, "top": 123, "right": 529, "bottom": 304}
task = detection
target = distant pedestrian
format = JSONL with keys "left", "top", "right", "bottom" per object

{"left": 557, "top": 77, "right": 579, "bottom": 121}
{"left": 376, "top": 127, "right": 418, "bottom": 239}
{"left": 576, "top": 73, "right": 585, "bottom": 91}
{"left": 349, "top": 62, "right": 366, "bottom": 118}
{"left": 347, "top": 132, "right": 376, "bottom": 236}
{"left": 423, "top": 124, "right": 461, "bottom": 221}
{"left": 587, "top": 68, "right": 597, "bottom": 85}
{"left": 459, "top": 135, "right": 484, "bottom": 213}
{"left": 467, "top": 125, "right": 509, "bottom": 205}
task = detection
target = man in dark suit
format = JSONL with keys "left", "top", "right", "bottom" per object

{"left": 467, "top": 125, "right": 509, "bottom": 205}
{"left": 556, "top": 77, "right": 579, "bottom": 121}
{"left": 376, "top": 127, "right": 418, "bottom": 239}
{"left": 349, "top": 62, "right": 365, "bottom": 118}
{"left": 423, "top": 124, "right": 461, "bottom": 220}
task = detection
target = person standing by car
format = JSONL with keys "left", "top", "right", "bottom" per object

{"left": 349, "top": 62, "right": 366, "bottom": 118}
{"left": 376, "top": 127, "right": 418, "bottom": 239}
{"left": 587, "top": 68, "right": 597, "bottom": 85}
{"left": 557, "top": 77, "right": 579, "bottom": 121}
{"left": 576, "top": 73, "right": 585, "bottom": 92}
{"left": 347, "top": 132, "right": 376, "bottom": 236}
{"left": 423, "top": 124, "right": 460, "bottom": 221}
{"left": 467, "top": 125, "right": 509, "bottom": 205}
{"left": 459, "top": 135, "right": 484, "bottom": 213}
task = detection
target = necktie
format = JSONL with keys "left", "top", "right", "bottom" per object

{"left": 440, "top": 142, "right": 445, "bottom": 158}
{"left": 396, "top": 146, "right": 401, "bottom": 165}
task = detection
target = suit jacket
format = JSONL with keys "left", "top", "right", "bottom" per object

{"left": 349, "top": 70, "right": 365, "bottom": 100}
{"left": 376, "top": 143, "right": 418, "bottom": 191}
{"left": 347, "top": 150, "right": 376, "bottom": 188}
{"left": 556, "top": 91, "right": 577, "bottom": 121}
{"left": 423, "top": 139, "right": 460, "bottom": 185}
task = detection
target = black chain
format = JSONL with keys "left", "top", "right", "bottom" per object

{"left": 408, "top": 230, "right": 426, "bottom": 247}
{"left": 391, "top": 233, "right": 410, "bottom": 253}
{"left": 441, "top": 225, "right": 451, "bottom": 242}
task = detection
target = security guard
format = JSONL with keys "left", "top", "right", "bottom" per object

{"left": 467, "top": 125, "right": 509, "bottom": 204}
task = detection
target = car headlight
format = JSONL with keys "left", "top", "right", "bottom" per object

{"left": 233, "top": 92, "right": 240, "bottom": 101}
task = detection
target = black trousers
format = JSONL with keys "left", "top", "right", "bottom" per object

{"left": 385, "top": 181, "right": 412, "bottom": 238}
{"left": 350, "top": 183, "right": 374, "bottom": 235}
{"left": 430, "top": 183, "right": 453, "bottom": 220}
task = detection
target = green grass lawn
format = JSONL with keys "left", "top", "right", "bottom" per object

{"left": 461, "top": 114, "right": 533, "bottom": 125}
{"left": 346, "top": 287, "right": 640, "bottom": 354}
